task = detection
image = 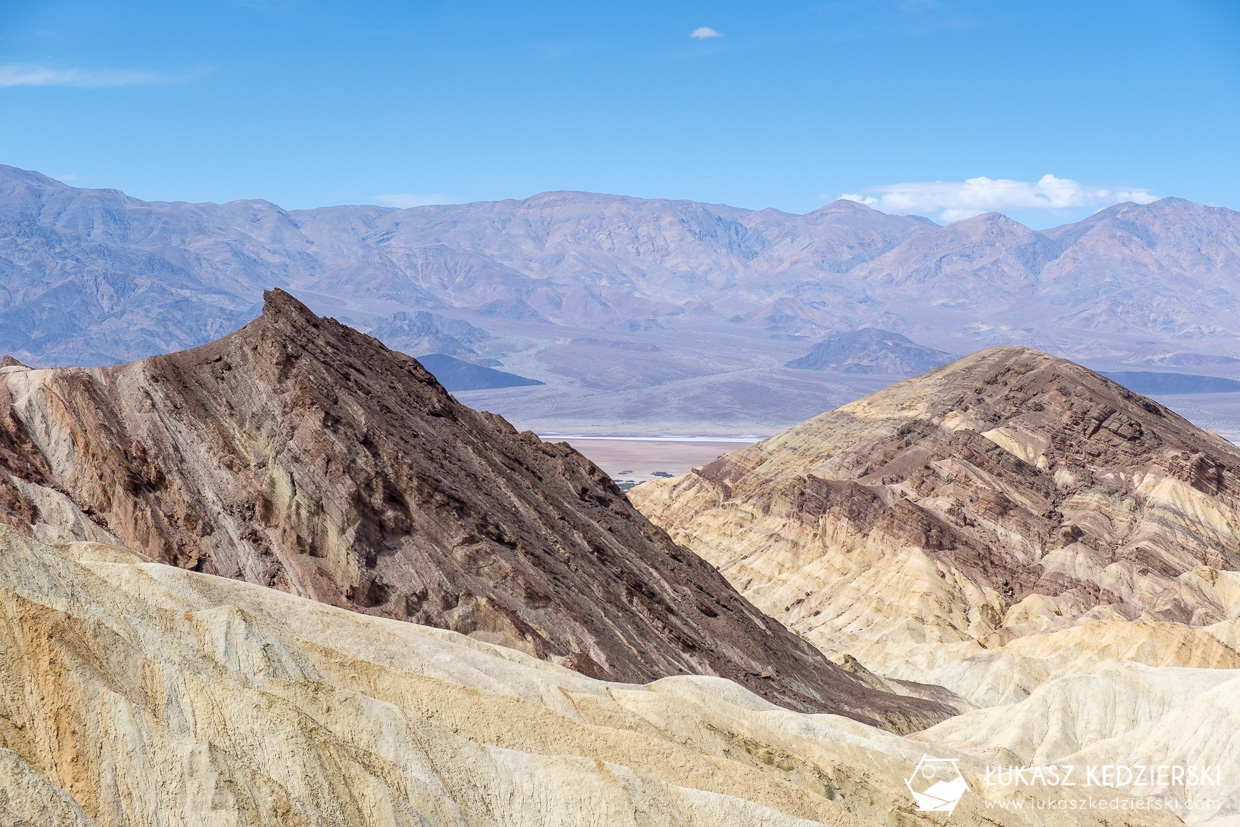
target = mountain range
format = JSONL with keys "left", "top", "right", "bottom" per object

{"left": 5, "top": 165, "right": 1240, "bottom": 434}
{"left": 0, "top": 286, "right": 1236, "bottom": 822}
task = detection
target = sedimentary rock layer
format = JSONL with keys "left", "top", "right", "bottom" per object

{"left": 632, "top": 347, "right": 1240, "bottom": 675}
{"left": 0, "top": 529, "right": 1180, "bottom": 827}
{"left": 0, "top": 290, "right": 943, "bottom": 725}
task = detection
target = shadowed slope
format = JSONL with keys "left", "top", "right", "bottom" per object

{"left": 0, "top": 289, "right": 948, "bottom": 726}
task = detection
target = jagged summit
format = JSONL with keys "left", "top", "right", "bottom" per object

{"left": 257, "top": 286, "right": 344, "bottom": 336}
{"left": 633, "top": 345, "right": 1240, "bottom": 672}
{"left": 0, "top": 289, "right": 950, "bottom": 726}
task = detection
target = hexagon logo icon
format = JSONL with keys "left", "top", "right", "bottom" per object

{"left": 905, "top": 755, "right": 968, "bottom": 815}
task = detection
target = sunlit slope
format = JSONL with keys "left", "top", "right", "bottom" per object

{"left": 0, "top": 529, "right": 1185, "bottom": 826}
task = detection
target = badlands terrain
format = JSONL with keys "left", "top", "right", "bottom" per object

{"left": 0, "top": 527, "right": 1195, "bottom": 827}
{"left": 0, "top": 290, "right": 948, "bottom": 725}
{"left": 0, "top": 166, "right": 1237, "bottom": 824}
{"left": 0, "top": 300, "right": 1235, "bottom": 824}
{"left": 633, "top": 347, "right": 1240, "bottom": 821}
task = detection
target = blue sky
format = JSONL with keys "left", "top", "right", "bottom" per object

{"left": 1, "top": 0, "right": 1237, "bottom": 227}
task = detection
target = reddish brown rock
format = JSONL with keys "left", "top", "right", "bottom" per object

{"left": 0, "top": 289, "right": 949, "bottom": 728}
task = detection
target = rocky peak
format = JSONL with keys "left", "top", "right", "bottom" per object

{"left": 633, "top": 345, "right": 1240, "bottom": 666}
{"left": 0, "top": 289, "right": 950, "bottom": 727}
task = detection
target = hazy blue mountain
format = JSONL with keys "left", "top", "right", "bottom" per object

{"left": 358, "top": 310, "right": 492, "bottom": 358}
{"left": 785, "top": 329, "right": 955, "bottom": 375}
{"left": 3, "top": 164, "right": 1240, "bottom": 430}
{"left": 1100, "top": 371, "right": 1240, "bottom": 395}
{"left": 417, "top": 353, "right": 544, "bottom": 391}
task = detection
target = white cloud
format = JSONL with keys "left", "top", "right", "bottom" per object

{"left": 689, "top": 27, "right": 722, "bottom": 39}
{"left": 373, "top": 194, "right": 453, "bottom": 209}
{"left": 0, "top": 64, "right": 206, "bottom": 88}
{"left": 838, "top": 174, "right": 1157, "bottom": 222}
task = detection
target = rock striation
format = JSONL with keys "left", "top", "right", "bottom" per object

{"left": 0, "top": 290, "right": 945, "bottom": 726}
{"left": 632, "top": 347, "right": 1240, "bottom": 697}
{"left": 0, "top": 528, "right": 1183, "bottom": 827}
{"left": 918, "top": 647, "right": 1240, "bottom": 822}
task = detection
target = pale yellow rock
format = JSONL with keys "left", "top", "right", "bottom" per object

{"left": 919, "top": 659, "right": 1240, "bottom": 823}
{"left": 0, "top": 529, "right": 1180, "bottom": 826}
{"left": 631, "top": 350, "right": 1240, "bottom": 823}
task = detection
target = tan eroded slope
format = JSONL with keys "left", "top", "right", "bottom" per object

{"left": 0, "top": 528, "right": 1182, "bottom": 827}
{"left": 632, "top": 347, "right": 1240, "bottom": 706}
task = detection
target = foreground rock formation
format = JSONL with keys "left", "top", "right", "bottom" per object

{"left": 2, "top": 316, "right": 1233, "bottom": 822}
{"left": 0, "top": 528, "right": 1190, "bottom": 826}
{"left": 632, "top": 347, "right": 1240, "bottom": 704}
{"left": 0, "top": 290, "right": 948, "bottom": 726}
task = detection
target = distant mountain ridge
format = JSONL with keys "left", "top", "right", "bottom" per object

{"left": 416, "top": 352, "right": 543, "bottom": 390}
{"left": 785, "top": 328, "right": 954, "bottom": 375}
{"left": 1100, "top": 370, "right": 1240, "bottom": 395}
{"left": 3, "top": 165, "right": 1240, "bottom": 430}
